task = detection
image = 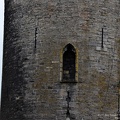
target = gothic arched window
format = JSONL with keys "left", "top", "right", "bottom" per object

{"left": 62, "top": 44, "right": 76, "bottom": 82}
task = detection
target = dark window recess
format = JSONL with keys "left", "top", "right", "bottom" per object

{"left": 63, "top": 44, "right": 76, "bottom": 82}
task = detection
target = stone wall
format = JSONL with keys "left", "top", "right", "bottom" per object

{"left": 1, "top": 0, "right": 120, "bottom": 120}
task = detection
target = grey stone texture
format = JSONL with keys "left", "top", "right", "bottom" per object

{"left": 1, "top": 0, "right": 120, "bottom": 120}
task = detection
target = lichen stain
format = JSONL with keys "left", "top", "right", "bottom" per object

{"left": 81, "top": 21, "right": 89, "bottom": 31}
{"left": 116, "top": 39, "right": 120, "bottom": 81}
{"left": 90, "top": 70, "right": 110, "bottom": 112}
{"left": 32, "top": 69, "right": 58, "bottom": 114}
{"left": 81, "top": 7, "right": 90, "bottom": 31}
{"left": 116, "top": 18, "right": 120, "bottom": 23}
{"left": 97, "top": 74, "right": 107, "bottom": 111}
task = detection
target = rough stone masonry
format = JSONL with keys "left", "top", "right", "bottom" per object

{"left": 1, "top": 0, "right": 120, "bottom": 120}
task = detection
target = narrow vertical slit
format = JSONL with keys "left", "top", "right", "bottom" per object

{"left": 35, "top": 27, "right": 37, "bottom": 49}
{"left": 101, "top": 28, "right": 104, "bottom": 48}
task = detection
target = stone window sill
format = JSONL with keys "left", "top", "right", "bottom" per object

{"left": 60, "top": 80, "right": 77, "bottom": 83}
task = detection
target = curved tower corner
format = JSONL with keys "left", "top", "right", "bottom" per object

{"left": 1, "top": 1, "right": 27, "bottom": 120}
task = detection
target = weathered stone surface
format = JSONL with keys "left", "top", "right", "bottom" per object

{"left": 1, "top": 0, "right": 120, "bottom": 120}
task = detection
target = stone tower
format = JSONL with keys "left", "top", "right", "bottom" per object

{"left": 1, "top": 0, "right": 120, "bottom": 120}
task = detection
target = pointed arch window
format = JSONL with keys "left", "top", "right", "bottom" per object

{"left": 60, "top": 44, "right": 78, "bottom": 83}
{"left": 60, "top": 43, "right": 78, "bottom": 83}
{"left": 63, "top": 44, "right": 75, "bottom": 81}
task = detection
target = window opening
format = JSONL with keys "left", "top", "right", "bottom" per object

{"left": 63, "top": 44, "right": 76, "bottom": 82}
